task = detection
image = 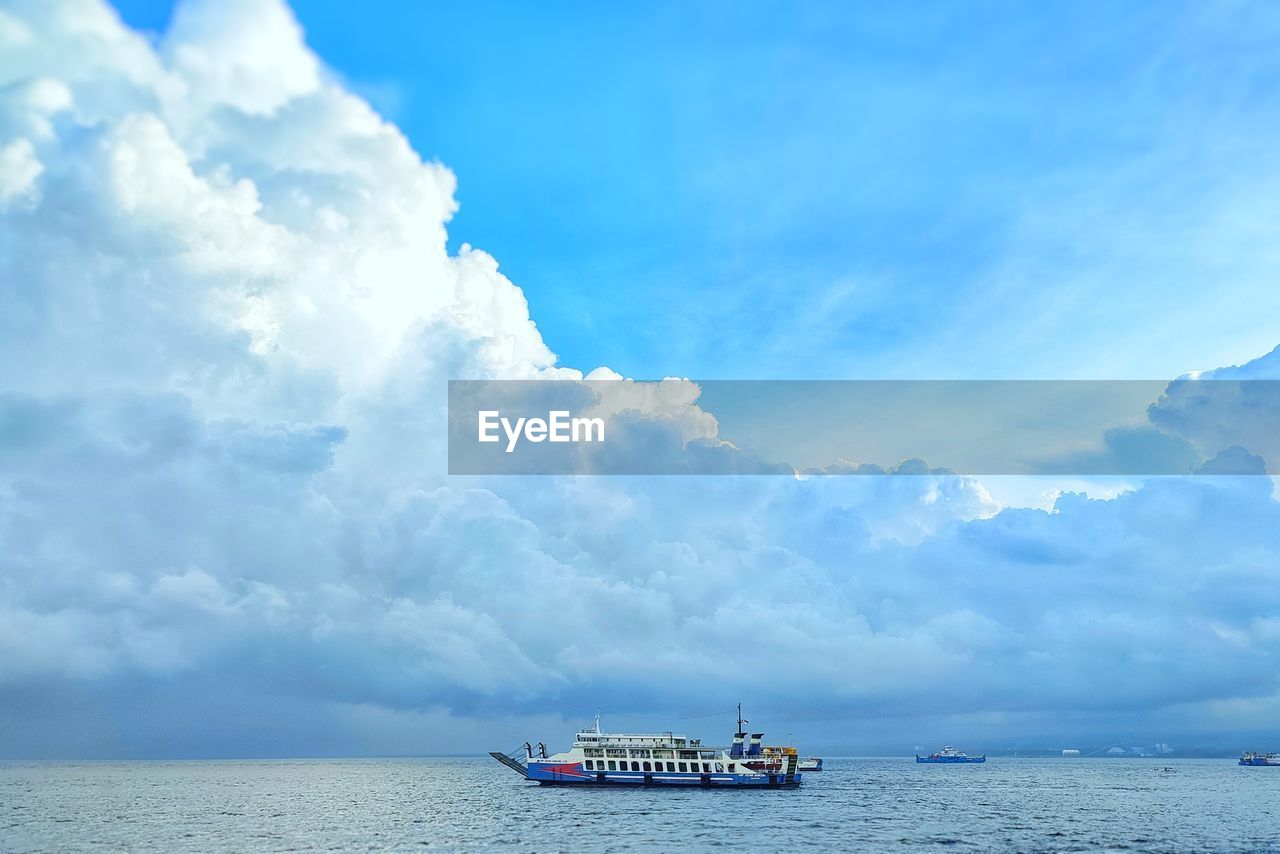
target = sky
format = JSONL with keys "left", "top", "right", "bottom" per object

{"left": 114, "top": 0, "right": 1280, "bottom": 381}
{"left": 1, "top": 0, "right": 1279, "bottom": 758}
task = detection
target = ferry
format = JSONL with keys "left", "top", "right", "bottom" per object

{"left": 916, "top": 746, "right": 986, "bottom": 764}
{"left": 1239, "top": 752, "right": 1280, "bottom": 766}
{"left": 490, "top": 711, "right": 802, "bottom": 787}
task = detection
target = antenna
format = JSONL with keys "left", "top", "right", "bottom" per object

{"left": 595, "top": 708, "right": 602, "bottom": 734}
{"left": 737, "top": 702, "right": 748, "bottom": 734}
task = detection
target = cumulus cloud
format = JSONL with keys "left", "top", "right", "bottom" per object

{"left": 1148, "top": 345, "right": 1280, "bottom": 473}
{"left": 0, "top": 0, "right": 1278, "bottom": 756}
{"left": 0, "top": 136, "right": 41, "bottom": 207}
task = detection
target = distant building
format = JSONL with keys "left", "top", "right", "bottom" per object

{"left": 1106, "top": 746, "right": 1127, "bottom": 756}
{"left": 1061, "top": 749, "right": 1080, "bottom": 756}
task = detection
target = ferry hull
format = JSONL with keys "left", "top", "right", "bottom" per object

{"left": 526, "top": 761, "right": 801, "bottom": 788}
{"left": 534, "top": 776, "right": 801, "bottom": 788}
{"left": 1239, "top": 757, "right": 1280, "bottom": 766}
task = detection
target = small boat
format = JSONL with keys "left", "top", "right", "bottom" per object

{"left": 916, "top": 746, "right": 986, "bottom": 764}
{"left": 1239, "top": 752, "right": 1280, "bottom": 766}
{"left": 798, "top": 756, "right": 823, "bottom": 772}
{"left": 490, "top": 710, "right": 803, "bottom": 788}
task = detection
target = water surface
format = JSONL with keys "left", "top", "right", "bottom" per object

{"left": 3, "top": 757, "right": 1277, "bottom": 851}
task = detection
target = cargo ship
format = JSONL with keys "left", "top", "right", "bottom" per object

{"left": 1239, "top": 752, "right": 1280, "bottom": 766}
{"left": 916, "top": 746, "right": 986, "bottom": 763}
{"left": 490, "top": 711, "right": 802, "bottom": 787}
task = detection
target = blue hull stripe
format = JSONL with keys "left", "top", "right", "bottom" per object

{"left": 526, "top": 765, "right": 800, "bottom": 787}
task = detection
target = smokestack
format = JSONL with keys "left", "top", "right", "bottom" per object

{"left": 730, "top": 732, "right": 746, "bottom": 758}
{"left": 746, "top": 733, "right": 764, "bottom": 757}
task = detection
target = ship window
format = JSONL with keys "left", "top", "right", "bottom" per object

{"left": 702, "top": 763, "right": 710, "bottom": 773}
{"left": 631, "top": 761, "right": 640, "bottom": 771}
{"left": 715, "top": 763, "right": 724, "bottom": 773}
{"left": 728, "top": 763, "right": 735, "bottom": 772}
{"left": 643, "top": 762, "right": 651, "bottom": 772}
{"left": 678, "top": 762, "right": 687, "bottom": 772}
{"left": 607, "top": 761, "right": 616, "bottom": 771}
{"left": 665, "top": 762, "right": 674, "bottom": 772}
{"left": 584, "top": 760, "right": 592, "bottom": 770}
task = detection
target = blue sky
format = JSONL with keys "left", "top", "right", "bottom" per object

{"left": 114, "top": 0, "right": 1280, "bottom": 381}
{"left": 2, "top": 0, "right": 1280, "bottom": 758}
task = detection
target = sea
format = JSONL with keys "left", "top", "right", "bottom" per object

{"left": 2, "top": 756, "right": 1278, "bottom": 852}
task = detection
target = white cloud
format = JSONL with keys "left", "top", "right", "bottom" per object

{"left": 164, "top": 0, "right": 320, "bottom": 117}
{"left": 0, "top": 136, "right": 41, "bottom": 206}
{"left": 1149, "top": 345, "right": 1280, "bottom": 471}
{"left": 0, "top": 0, "right": 1278, "bottom": 756}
